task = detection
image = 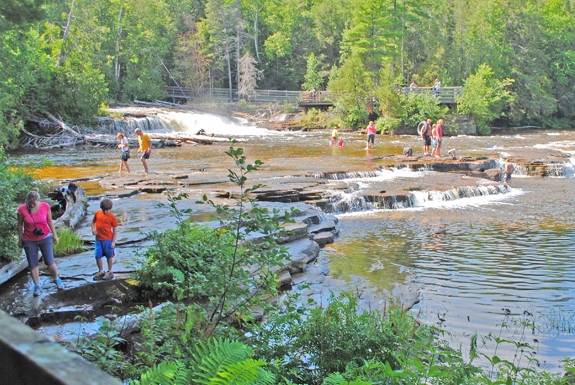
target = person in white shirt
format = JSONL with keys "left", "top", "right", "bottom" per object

{"left": 116, "top": 133, "right": 131, "bottom": 173}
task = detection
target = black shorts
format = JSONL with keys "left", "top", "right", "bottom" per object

{"left": 121, "top": 151, "right": 130, "bottom": 161}
{"left": 141, "top": 150, "right": 151, "bottom": 160}
{"left": 423, "top": 135, "right": 431, "bottom": 146}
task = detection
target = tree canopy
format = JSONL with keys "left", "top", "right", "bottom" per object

{"left": 1, "top": 0, "right": 575, "bottom": 144}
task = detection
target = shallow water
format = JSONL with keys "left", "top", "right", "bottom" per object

{"left": 12, "top": 115, "right": 575, "bottom": 369}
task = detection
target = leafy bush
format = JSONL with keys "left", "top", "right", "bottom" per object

{"left": 399, "top": 92, "right": 450, "bottom": 128}
{"left": 0, "top": 149, "right": 42, "bottom": 262}
{"left": 135, "top": 143, "right": 295, "bottom": 338}
{"left": 343, "top": 108, "right": 368, "bottom": 127}
{"left": 457, "top": 64, "right": 514, "bottom": 135}
{"left": 248, "top": 292, "right": 438, "bottom": 385}
{"left": 375, "top": 116, "right": 401, "bottom": 134}
{"left": 53, "top": 228, "right": 86, "bottom": 257}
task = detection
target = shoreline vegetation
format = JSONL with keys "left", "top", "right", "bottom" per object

{"left": 4, "top": 0, "right": 575, "bottom": 149}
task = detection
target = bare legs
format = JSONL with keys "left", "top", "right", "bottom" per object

{"left": 96, "top": 257, "right": 113, "bottom": 273}
{"left": 30, "top": 264, "right": 59, "bottom": 286}
{"left": 119, "top": 160, "right": 130, "bottom": 173}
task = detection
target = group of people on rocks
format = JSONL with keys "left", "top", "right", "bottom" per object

{"left": 18, "top": 192, "right": 119, "bottom": 296}
{"left": 418, "top": 118, "right": 444, "bottom": 157}
{"left": 115, "top": 127, "right": 152, "bottom": 174}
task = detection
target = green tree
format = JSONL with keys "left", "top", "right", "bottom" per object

{"left": 302, "top": 52, "right": 323, "bottom": 91}
{"left": 457, "top": 64, "right": 513, "bottom": 135}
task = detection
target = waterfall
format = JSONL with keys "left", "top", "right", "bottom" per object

{"left": 322, "top": 184, "right": 510, "bottom": 214}
{"left": 97, "top": 115, "right": 170, "bottom": 134}
{"left": 410, "top": 185, "right": 508, "bottom": 206}
{"left": 561, "top": 158, "right": 575, "bottom": 178}
{"left": 309, "top": 166, "right": 418, "bottom": 181}
{"left": 309, "top": 171, "right": 382, "bottom": 180}
{"left": 323, "top": 191, "right": 374, "bottom": 213}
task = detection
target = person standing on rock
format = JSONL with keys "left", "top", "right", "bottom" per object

{"left": 17, "top": 189, "right": 64, "bottom": 296}
{"left": 418, "top": 119, "right": 432, "bottom": 155}
{"left": 116, "top": 133, "right": 130, "bottom": 173}
{"left": 365, "top": 121, "right": 376, "bottom": 149}
{"left": 135, "top": 127, "right": 151, "bottom": 173}
{"left": 432, "top": 119, "right": 443, "bottom": 157}
{"left": 503, "top": 159, "right": 515, "bottom": 187}
{"left": 92, "top": 198, "right": 118, "bottom": 281}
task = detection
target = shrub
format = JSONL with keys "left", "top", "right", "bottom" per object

{"left": 343, "top": 108, "right": 368, "bottom": 127}
{"left": 248, "top": 292, "right": 437, "bottom": 385}
{"left": 0, "top": 148, "right": 43, "bottom": 262}
{"left": 135, "top": 143, "right": 296, "bottom": 338}
{"left": 375, "top": 116, "right": 401, "bottom": 134}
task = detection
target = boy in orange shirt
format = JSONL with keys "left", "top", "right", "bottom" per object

{"left": 91, "top": 198, "right": 118, "bottom": 280}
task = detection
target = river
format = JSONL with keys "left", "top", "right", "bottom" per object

{"left": 15, "top": 110, "right": 575, "bottom": 369}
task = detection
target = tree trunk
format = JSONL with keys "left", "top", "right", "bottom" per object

{"left": 236, "top": 23, "right": 241, "bottom": 91}
{"left": 254, "top": 9, "right": 260, "bottom": 60}
{"left": 115, "top": 6, "right": 123, "bottom": 82}
{"left": 226, "top": 39, "right": 233, "bottom": 102}
{"left": 58, "top": 0, "right": 75, "bottom": 67}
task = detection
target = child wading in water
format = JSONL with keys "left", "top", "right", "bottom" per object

{"left": 92, "top": 198, "right": 118, "bottom": 280}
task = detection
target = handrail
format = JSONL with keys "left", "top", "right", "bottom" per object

{"left": 164, "top": 86, "right": 462, "bottom": 104}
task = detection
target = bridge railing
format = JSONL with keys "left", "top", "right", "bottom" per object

{"left": 400, "top": 86, "right": 462, "bottom": 104}
{"left": 165, "top": 86, "right": 462, "bottom": 104}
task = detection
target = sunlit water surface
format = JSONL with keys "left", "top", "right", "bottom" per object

{"left": 13, "top": 117, "right": 575, "bottom": 369}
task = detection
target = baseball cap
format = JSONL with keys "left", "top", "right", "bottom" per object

{"left": 134, "top": 127, "right": 142, "bottom": 133}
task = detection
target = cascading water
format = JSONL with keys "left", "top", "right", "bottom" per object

{"left": 561, "top": 157, "right": 575, "bottom": 177}
{"left": 156, "top": 111, "right": 280, "bottom": 136}
{"left": 323, "top": 184, "right": 511, "bottom": 214}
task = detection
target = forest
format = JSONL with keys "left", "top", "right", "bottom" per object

{"left": 2, "top": 0, "right": 575, "bottom": 144}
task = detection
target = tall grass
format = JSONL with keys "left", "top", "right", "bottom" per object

{"left": 53, "top": 228, "right": 86, "bottom": 257}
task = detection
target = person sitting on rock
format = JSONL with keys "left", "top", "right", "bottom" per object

{"left": 92, "top": 198, "right": 118, "bottom": 281}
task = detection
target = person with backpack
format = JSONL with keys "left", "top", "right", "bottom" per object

{"left": 418, "top": 119, "right": 432, "bottom": 155}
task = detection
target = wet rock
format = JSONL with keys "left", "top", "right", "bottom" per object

{"left": 282, "top": 239, "right": 321, "bottom": 273}
{"left": 277, "top": 270, "right": 293, "bottom": 288}
{"left": 308, "top": 221, "right": 337, "bottom": 234}
{"left": 140, "top": 186, "right": 167, "bottom": 194}
{"left": 392, "top": 284, "right": 420, "bottom": 310}
{"left": 313, "top": 231, "right": 336, "bottom": 247}
{"left": 172, "top": 174, "right": 189, "bottom": 179}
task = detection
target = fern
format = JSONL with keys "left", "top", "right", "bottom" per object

{"left": 130, "top": 361, "right": 190, "bottom": 385}
{"left": 210, "top": 359, "right": 268, "bottom": 385}
{"left": 322, "top": 373, "right": 346, "bottom": 385}
{"left": 190, "top": 338, "right": 253, "bottom": 383}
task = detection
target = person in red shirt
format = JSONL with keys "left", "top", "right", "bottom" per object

{"left": 91, "top": 198, "right": 118, "bottom": 280}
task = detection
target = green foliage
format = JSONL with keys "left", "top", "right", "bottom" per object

{"left": 131, "top": 338, "right": 275, "bottom": 385}
{"left": 342, "top": 108, "right": 368, "bottom": 127}
{"left": 71, "top": 315, "right": 127, "bottom": 377}
{"left": 302, "top": 52, "right": 324, "bottom": 91}
{"left": 136, "top": 143, "right": 296, "bottom": 338}
{"left": 0, "top": 149, "right": 42, "bottom": 262}
{"left": 248, "top": 292, "right": 437, "bottom": 385}
{"left": 457, "top": 64, "right": 514, "bottom": 135}
{"left": 399, "top": 93, "right": 450, "bottom": 129}
{"left": 53, "top": 228, "right": 86, "bottom": 257}
{"left": 374, "top": 116, "right": 400, "bottom": 134}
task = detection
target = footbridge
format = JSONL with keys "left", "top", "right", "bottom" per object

{"left": 164, "top": 86, "right": 463, "bottom": 107}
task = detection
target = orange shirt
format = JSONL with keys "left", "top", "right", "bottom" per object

{"left": 92, "top": 211, "right": 118, "bottom": 240}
